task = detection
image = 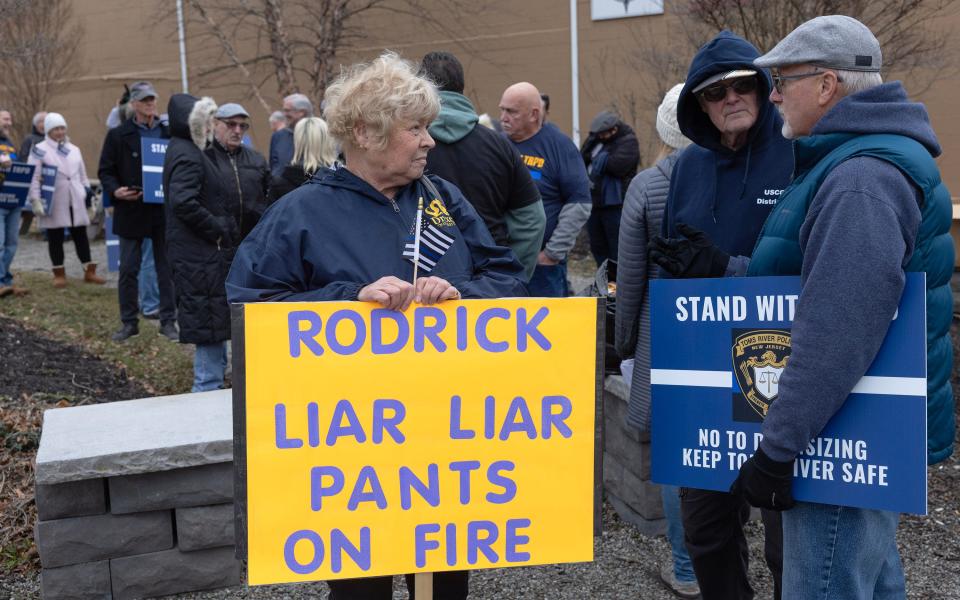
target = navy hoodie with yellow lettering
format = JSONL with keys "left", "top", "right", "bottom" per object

{"left": 662, "top": 31, "right": 793, "bottom": 259}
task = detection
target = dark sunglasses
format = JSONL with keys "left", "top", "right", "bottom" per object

{"left": 698, "top": 76, "right": 758, "bottom": 103}
{"left": 217, "top": 119, "right": 250, "bottom": 131}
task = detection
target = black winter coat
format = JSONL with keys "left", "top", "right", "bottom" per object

{"left": 267, "top": 164, "right": 310, "bottom": 204}
{"left": 98, "top": 118, "right": 170, "bottom": 238}
{"left": 580, "top": 122, "right": 640, "bottom": 206}
{"left": 205, "top": 140, "right": 270, "bottom": 239}
{"left": 163, "top": 94, "right": 239, "bottom": 345}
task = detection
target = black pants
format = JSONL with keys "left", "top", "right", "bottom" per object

{"left": 47, "top": 226, "right": 91, "bottom": 266}
{"left": 327, "top": 571, "right": 468, "bottom": 600}
{"left": 680, "top": 487, "right": 782, "bottom": 600}
{"left": 118, "top": 232, "right": 176, "bottom": 325}
{"left": 587, "top": 204, "right": 622, "bottom": 268}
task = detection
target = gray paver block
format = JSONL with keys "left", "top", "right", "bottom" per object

{"left": 176, "top": 503, "right": 235, "bottom": 551}
{"left": 110, "top": 546, "right": 241, "bottom": 600}
{"left": 109, "top": 462, "right": 233, "bottom": 514}
{"left": 35, "top": 389, "right": 232, "bottom": 485}
{"left": 606, "top": 493, "right": 667, "bottom": 537}
{"left": 35, "top": 510, "right": 173, "bottom": 569}
{"left": 603, "top": 452, "right": 663, "bottom": 520}
{"left": 40, "top": 559, "right": 112, "bottom": 600}
{"left": 36, "top": 478, "right": 106, "bottom": 521}
{"left": 604, "top": 412, "right": 652, "bottom": 481}
{"left": 603, "top": 378, "right": 642, "bottom": 444}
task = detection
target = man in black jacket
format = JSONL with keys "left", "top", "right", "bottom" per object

{"left": 581, "top": 111, "right": 640, "bottom": 267}
{"left": 97, "top": 82, "right": 178, "bottom": 342}
{"left": 206, "top": 103, "right": 270, "bottom": 239}
{"left": 420, "top": 51, "right": 545, "bottom": 281}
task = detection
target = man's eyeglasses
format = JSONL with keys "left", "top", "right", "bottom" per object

{"left": 771, "top": 69, "right": 841, "bottom": 94}
{"left": 218, "top": 119, "right": 250, "bottom": 131}
{"left": 698, "top": 77, "right": 758, "bottom": 103}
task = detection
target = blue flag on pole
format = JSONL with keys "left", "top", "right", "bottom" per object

{"left": 650, "top": 274, "right": 927, "bottom": 515}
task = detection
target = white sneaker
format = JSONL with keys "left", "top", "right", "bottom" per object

{"left": 659, "top": 562, "right": 701, "bottom": 599}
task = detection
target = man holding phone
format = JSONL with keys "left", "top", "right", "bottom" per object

{"left": 98, "top": 81, "right": 178, "bottom": 342}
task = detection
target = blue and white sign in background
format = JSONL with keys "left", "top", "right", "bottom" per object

{"left": 0, "top": 162, "right": 36, "bottom": 208}
{"left": 650, "top": 275, "right": 927, "bottom": 515}
{"left": 105, "top": 213, "right": 120, "bottom": 272}
{"left": 141, "top": 138, "right": 167, "bottom": 204}
{"left": 39, "top": 165, "right": 57, "bottom": 214}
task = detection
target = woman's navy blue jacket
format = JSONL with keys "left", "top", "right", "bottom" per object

{"left": 226, "top": 167, "right": 528, "bottom": 303}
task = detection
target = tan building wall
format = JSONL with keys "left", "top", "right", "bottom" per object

{"left": 38, "top": 1, "right": 960, "bottom": 194}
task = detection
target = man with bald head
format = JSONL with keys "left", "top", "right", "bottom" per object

{"left": 499, "top": 82, "right": 590, "bottom": 296}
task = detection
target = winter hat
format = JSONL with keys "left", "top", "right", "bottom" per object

{"left": 44, "top": 113, "right": 67, "bottom": 135}
{"left": 656, "top": 84, "right": 691, "bottom": 150}
{"left": 755, "top": 15, "right": 881, "bottom": 72}
{"left": 589, "top": 110, "right": 619, "bottom": 134}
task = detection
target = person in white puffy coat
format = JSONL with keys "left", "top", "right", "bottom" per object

{"left": 26, "top": 112, "right": 105, "bottom": 287}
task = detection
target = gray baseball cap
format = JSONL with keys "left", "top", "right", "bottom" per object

{"left": 129, "top": 82, "right": 157, "bottom": 101}
{"left": 754, "top": 15, "right": 881, "bottom": 72}
{"left": 215, "top": 103, "right": 250, "bottom": 119}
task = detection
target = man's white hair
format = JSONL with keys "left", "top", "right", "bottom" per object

{"left": 284, "top": 93, "right": 314, "bottom": 116}
{"left": 32, "top": 112, "right": 46, "bottom": 128}
{"left": 836, "top": 69, "right": 883, "bottom": 96}
{"left": 269, "top": 110, "right": 285, "bottom": 124}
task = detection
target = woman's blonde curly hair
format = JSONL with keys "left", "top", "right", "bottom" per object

{"left": 323, "top": 51, "right": 440, "bottom": 152}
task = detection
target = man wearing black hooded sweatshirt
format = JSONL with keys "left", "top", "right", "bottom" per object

{"left": 654, "top": 31, "right": 794, "bottom": 600}
{"left": 421, "top": 51, "right": 545, "bottom": 281}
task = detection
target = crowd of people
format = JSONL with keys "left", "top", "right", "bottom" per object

{"left": 0, "top": 13, "right": 954, "bottom": 600}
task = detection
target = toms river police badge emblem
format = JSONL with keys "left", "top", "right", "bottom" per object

{"left": 732, "top": 329, "right": 791, "bottom": 422}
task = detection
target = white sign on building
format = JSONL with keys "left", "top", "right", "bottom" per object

{"left": 591, "top": 0, "right": 664, "bottom": 21}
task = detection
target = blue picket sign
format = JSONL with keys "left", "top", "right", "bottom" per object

{"left": 0, "top": 162, "right": 36, "bottom": 208}
{"left": 141, "top": 138, "right": 167, "bottom": 204}
{"left": 104, "top": 213, "right": 120, "bottom": 272}
{"left": 650, "top": 274, "right": 927, "bottom": 515}
{"left": 40, "top": 165, "right": 57, "bottom": 214}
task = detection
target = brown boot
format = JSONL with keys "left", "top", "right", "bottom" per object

{"left": 52, "top": 266, "right": 67, "bottom": 288}
{"left": 83, "top": 263, "right": 106, "bottom": 285}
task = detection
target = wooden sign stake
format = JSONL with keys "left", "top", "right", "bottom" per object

{"left": 415, "top": 572, "right": 433, "bottom": 600}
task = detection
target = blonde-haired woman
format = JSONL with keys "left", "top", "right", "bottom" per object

{"left": 227, "top": 52, "right": 526, "bottom": 598}
{"left": 27, "top": 112, "right": 106, "bottom": 287}
{"left": 267, "top": 116, "right": 337, "bottom": 203}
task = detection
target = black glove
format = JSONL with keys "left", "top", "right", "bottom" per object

{"left": 84, "top": 187, "right": 94, "bottom": 208}
{"left": 648, "top": 223, "right": 730, "bottom": 278}
{"left": 729, "top": 445, "right": 796, "bottom": 511}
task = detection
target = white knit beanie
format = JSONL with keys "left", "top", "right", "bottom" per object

{"left": 656, "top": 84, "right": 691, "bottom": 150}
{"left": 44, "top": 112, "right": 67, "bottom": 135}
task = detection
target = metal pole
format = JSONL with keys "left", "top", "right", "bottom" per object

{"left": 176, "top": 0, "right": 190, "bottom": 93}
{"left": 569, "top": 0, "right": 580, "bottom": 146}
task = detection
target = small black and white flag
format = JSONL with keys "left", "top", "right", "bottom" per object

{"left": 403, "top": 220, "right": 454, "bottom": 272}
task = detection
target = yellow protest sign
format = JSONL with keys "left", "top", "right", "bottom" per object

{"left": 234, "top": 297, "right": 600, "bottom": 585}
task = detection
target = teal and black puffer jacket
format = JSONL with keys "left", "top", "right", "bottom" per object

{"left": 749, "top": 82, "right": 954, "bottom": 465}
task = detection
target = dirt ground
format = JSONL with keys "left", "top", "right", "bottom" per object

{"left": 0, "top": 316, "right": 150, "bottom": 573}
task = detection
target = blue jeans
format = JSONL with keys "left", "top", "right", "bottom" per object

{"left": 527, "top": 260, "right": 568, "bottom": 297}
{"left": 661, "top": 484, "right": 697, "bottom": 583}
{"left": 139, "top": 238, "right": 160, "bottom": 314}
{"left": 193, "top": 341, "right": 228, "bottom": 392}
{"left": 0, "top": 206, "right": 21, "bottom": 286}
{"left": 782, "top": 501, "right": 904, "bottom": 600}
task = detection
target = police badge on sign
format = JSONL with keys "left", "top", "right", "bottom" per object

{"left": 731, "top": 329, "right": 791, "bottom": 422}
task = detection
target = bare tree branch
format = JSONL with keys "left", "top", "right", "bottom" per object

{"left": 0, "top": 0, "right": 84, "bottom": 142}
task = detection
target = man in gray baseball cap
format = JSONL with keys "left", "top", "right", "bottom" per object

{"left": 728, "top": 15, "right": 953, "bottom": 599}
